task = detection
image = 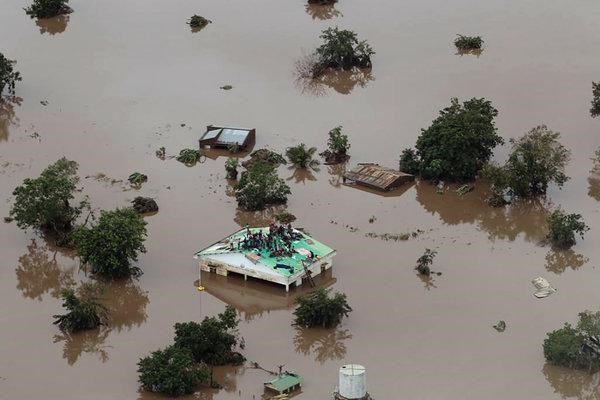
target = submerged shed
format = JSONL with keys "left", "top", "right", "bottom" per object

{"left": 264, "top": 372, "right": 303, "bottom": 394}
{"left": 343, "top": 163, "right": 414, "bottom": 191}
{"left": 199, "top": 125, "right": 255, "bottom": 149}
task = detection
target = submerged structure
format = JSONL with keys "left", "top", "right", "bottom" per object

{"left": 343, "top": 163, "right": 414, "bottom": 191}
{"left": 194, "top": 225, "right": 336, "bottom": 291}
{"left": 199, "top": 125, "right": 255, "bottom": 149}
{"left": 264, "top": 371, "right": 303, "bottom": 395}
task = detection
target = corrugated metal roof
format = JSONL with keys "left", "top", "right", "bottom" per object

{"left": 201, "top": 128, "right": 221, "bottom": 140}
{"left": 344, "top": 164, "right": 413, "bottom": 190}
{"left": 264, "top": 373, "right": 303, "bottom": 392}
{"left": 219, "top": 128, "right": 250, "bottom": 145}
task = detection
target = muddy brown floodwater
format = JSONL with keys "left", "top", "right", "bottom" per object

{"left": 1, "top": 0, "right": 600, "bottom": 399}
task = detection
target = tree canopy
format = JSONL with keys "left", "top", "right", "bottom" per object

{"left": 293, "top": 288, "right": 352, "bottom": 328}
{"left": 546, "top": 209, "right": 589, "bottom": 249}
{"left": 313, "top": 27, "right": 374, "bottom": 76}
{"left": 74, "top": 208, "right": 147, "bottom": 279}
{"left": 137, "top": 345, "right": 209, "bottom": 397}
{"left": 53, "top": 287, "right": 107, "bottom": 332}
{"left": 10, "top": 158, "right": 88, "bottom": 239}
{"left": 591, "top": 82, "right": 600, "bottom": 118}
{"left": 235, "top": 162, "right": 290, "bottom": 211}
{"left": 174, "top": 306, "right": 244, "bottom": 365}
{"left": 544, "top": 311, "right": 600, "bottom": 372}
{"left": 24, "top": 0, "right": 71, "bottom": 19}
{"left": 286, "top": 143, "right": 320, "bottom": 170}
{"left": 401, "top": 98, "right": 503, "bottom": 181}
{"left": 0, "top": 53, "right": 22, "bottom": 96}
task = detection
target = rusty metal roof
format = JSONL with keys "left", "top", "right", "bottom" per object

{"left": 344, "top": 163, "right": 413, "bottom": 190}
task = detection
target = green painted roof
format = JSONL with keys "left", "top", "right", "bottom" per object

{"left": 264, "top": 373, "right": 303, "bottom": 392}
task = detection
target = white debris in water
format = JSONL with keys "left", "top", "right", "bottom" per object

{"left": 532, "top": 277, "right": 556, "bottom": 298}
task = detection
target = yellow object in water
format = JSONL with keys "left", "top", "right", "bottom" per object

{"left": 196, "top": 286, "right": 205, "bottom": 292}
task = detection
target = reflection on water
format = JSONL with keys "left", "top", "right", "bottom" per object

{"left": 545, "top": 249, "right": 589, "bottom": 275}
{"left": 102, "top": 279, "right": 150, "bottom": 332}
{"left": 455, "top": 48, "right": 483, "bottom": 57}
{"left": 53, "top": 328, "right": 111, "bottom": 365}
{"left": 327, "top": 163, "right": 346, "bottom": 188}
{"left": 35, "top": 15, "right": 69, "bottom": 35}
{"left": 0, "top": 96, "right": 21, "bottom": 141}
{"left": 286, "top": 167, "right": 318, "bottom": 184}
{"left": 293, "top": 327, "right": 351, "bottom": 363}
{"left": 588, "top": 149, "right": 600, "bottom": 201}
{"left": 15, "top": 239, "right": 75, "bottom": 301}
{"left": 201, "top": 269, "right": 336, "bottom": 321}
{"left": 543, "top": 363, "right": 600, "bottom": 400}
{"left": 304, "top": 4, "right": 342, "bottom": 20}
{"left": 296, "top": 68, "right": 374, "bottom": 96}
{"left": 234, "top": 204, "right": 288, "bottom": 227}
{"left": 418, "top": 273, "right": 438, "bottom": 290}
{"left": 416, "top": 181, "right": 550, "bottom": 243}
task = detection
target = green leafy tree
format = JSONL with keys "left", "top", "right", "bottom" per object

{"left": 404, "top": 98, "right": 502, "bottom": 181}
{"left": 313, "top": 27, "right": 374, "bottom": 75}
{"left": 591, "top": 82, "right": 600, "bottom": 118}
{"left": 138, "top": 345, "right": 210, "bottom": 397}
{"left": 235, "top": 162, "right": 291, "bottom": 211}
{"left": 53, "top": 287, "right": 107, "bottom": 332}
{"left": 399, "top": 148, "right": 420, "bottom": 175}
{"left": 321, "top": 126, "right": 350, "bottom": 163}
{"left": 224, "top": 158, "right": 238, "bottom": 179}
{"left": 188, "top": 15, "right": 211, "bottom": 29}
{"left": 286, "top": 143, "right": 320, "bottom": 169}
{"left": 0, "top": 53, "right": 22, "bottom": 96}
{"left": 74, "top": 208, "right": 147, "bottom": 279}
{"left": 415, "top": 248, "right": 437, "bottom": 276}
{"left": 544, "top": 311, "right": 600, "bottom": 372}
{"left": 10, "top": 158, "right": 88, "bottom": 239}
{"left": 454, "top": 35, "right": 483, "bottom": 50}
{"left": 546, "top": 209, "right": 589, "bottom": 248}
{"left": 293, "top": 288, "right": 352, "bottom": 328}
{"left": 24, "top": 0, "right": 71, "bottom": 18}
{"left": 128, "top": 172, "right": 148, "bottom": 188}
{"left": 174, "top": 306, "right": 245, "bottom": 365}
{"left": 176, "top": 149, "right": 203, "bottom": 166}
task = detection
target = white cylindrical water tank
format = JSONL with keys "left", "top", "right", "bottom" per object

{"left": 338, "top": 364, "right": 367, "bottom": 399}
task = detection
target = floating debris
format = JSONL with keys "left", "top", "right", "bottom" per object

{"left": 368, "top": 216, "right": 376, "bottom": 224}
{"left": 128, "top": 172, "right": 148, "bottom": 188}
{"left": 155, "top": 146, "right": 166, "bottom": 160}
{"left": 456, "top": 184, "right": 474, "bottom": 196}
{"left": 365, "top": 229, "right": 423, "bottom": 242}
{"left": 532, "top": 277, "right": 556, "bottom": 298}
{"left": 220, "top": 85, "right": 233, "bottom": 90}
{"left": 493, "top": 320, "right": 506, "bottom": 332}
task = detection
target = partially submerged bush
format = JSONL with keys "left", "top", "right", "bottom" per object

{"left": 308, "top": 0, "right": 336, "bottom": 4}
{"left": 242, "top": 148, "right": 287, "bottom": 169}
{"left": 10, "top": 158, "right": 89, "bottom": 240}
{"left": 235, "top": 162, "right": 290, "bottom": 211}
{"left": 454, "top": 35, "right": 483, "bottom": 50}
{"left": 53, "top": 287, "right": 107, "bottom": 332}
{"left": 176, "top": 148, "right": 203, "bottom": 166}
{"left": 320, "top": 126, "right": 350, "bottom": 163}
{"left": 399, "top": 148, "right": 420, "bottom": 175}
{"left": 138, "top": 345, "right": 210, "bottom": 397}
{"left": 308, "top": 27, "right": 374, "bottom": 77}
{"left": 402, "top": 98, "right": 502, "bottom": 181}
{"left": 483, "top": 125, "right": 571, "bottom": 202}
{"left": 225, "top": 158, "right": 239, "bottom": 179}
{"left": 128, "top": 172, "right": 147, "bottom": 188}
{"left": 0, "top": 53, "right": 22, "bottom": 96}
{"left": 293, "top": 288, "right": 352, "bottom": 328}
{"left": 591, "top": 82, "right": 600, "bottom": 118}
{"left": 415, "top": 248, "right": 437, "bottom": 276}
{"left": 188, "top": 15, "right": 211, "bottom": 29}
{"left": 544, "top": 311, "right": 600, "bottom": 372}
{"left": 174, "top": 306, "right": 244, "bottom": 365}
{"left": 131, "top": 196, "right": 158, "bottom": 214}
{"left": 546, "top": 209, "right": 589, "bottom": 248}
{"left": 286, "top": 143, "right": 319, "bottom": 169}
{"left": 74, "top": 208, "right": 147, "bottom": 279}
{"left": 25, "top": 0, "right": 72, "bottom": 19}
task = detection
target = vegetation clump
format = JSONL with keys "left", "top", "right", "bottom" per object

{"left": 174, "top": 306, "right": 245, "bottom": 366}
{"left": 546, "top": 209, "right": 589, "bottom": 249}
{"left": 454, "top": 35, "right": 483, "bottom": 51}
{"left": 224, "top": 158, "right": 238, "bottom": 179}
{"left": 128, "top": 172, "right": 148, "bottom": 188}
{"left": 320, "top": 126, "right": 350, "bottom": 164}
{"left": 235, "top": 162, "right": 291, "bottom": 211}
{"left": 400, "top": 98, "right": 502, "bottom": 181}
{"left": 74, "top": 207, "right": 147, "bottom": 279}
{"left": 293, "top": 288, "right": 352, "bottom": 328}
{"left": 176, "top": 148, "right": 203, "bottom": 166}
{"left": 188, "top": 15, "right": 211, "bottom": 29}
{"left": 53, "top": 287, "right": 107, "bottom": 332}
{"left": 286, "top": 143, "right": 320, "bottom": 169}
{"left": 591, "top": 82, "right": 600, "bottom": 118}
{"left": 131, "top": 196, "right": 158, "bottom": 214}
{"left": 309, "top": 27, "right": 374, "bottom": 78}
{"left": 138, "top": 345, "right": 209, "bottom": 397}
{"left": 483, "top": 125, "right": 571, "bottom": 204}
{"left": 25, "top": 0, "right": 72, "bottom": 19}
{"left": 10, "top": 158, "right": 89, "bottom": 241}
{"left": 275, "top": 211, "right": 297, "bottom": 224}
{"left": 308, "top": 0, "right": 336, "bottom": 4}
{"left": 241, "top": 148, "right": 287, "bottom": 169}
{"left": 155, "top": 146, "right": 166, "bottom": 160}
{"left": 543, "top": 311, "right": 600, "bottom": 372}
{"left": 415, "top": 248, "right": 437, "bottom": 276}
{"left": 0, "top": 53, "right": 22, "bottom": 96}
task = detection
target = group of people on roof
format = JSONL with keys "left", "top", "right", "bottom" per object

{"left": 237, "top": 223, "right": 304, "bottom": 258}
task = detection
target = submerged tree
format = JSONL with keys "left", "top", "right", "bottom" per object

{"left": 224, "top": 158, "right": 238, "bottom": 179}
{"left": 454, "top": 35, "right": 483, "bottom": 51}
{"left": 235, "top": 162, "right": 290, "bottom": 211}
{"left": 591, "top": 82, "right": 600, "bottom": 118}
{"left": 321, "top": 126, "right": 350, "bottom": 163}
{"left": 546, "top": 209, "right": 589, "bottom": 249}
{"left": 138, "top": 345, "right": 210, "bottom": 397}
{"left": 10, "top": 158, "right": 89, "bottom": 241}
{"left": 53, "top": 287, "right": 107, "bottom": 332}
{"left": 176, "top": 148, "right": 203, "bottom": 166}
{"left": 401, "top": 98, "right": 502, "bottom": 181}
{"left": 286, "top": 143, "right": 320, "bottom": 170}
{"left": 74, "top": 208, "right": 147, "bottom": 279}
{"left": 544, "top": 311, "right": 600, "bottom": 372}
{"left": 483, "top": 125, "right": 571, "bottom": 204}
{"left": 174, "top": 306, "right": 245, "bottom": 365}
{"left": 188, "top": 15, "right": 211, "bottom": 29}
{"left": 293, "top": 288, "right": 352, "bottom": 328}
{"left": 241, "top": 148, "right": 287, "bottom": 169}
{"left": 415, "top": 248, "right": 437, "bottom": 276}
{"left": 128, "top": 172, "right": 148, "bottom": 188}
{"left": 0, "top": 53, "right": 22, "bottom": 96}
{"left": 24, "top": 0, "right": 72, "bottom": 19}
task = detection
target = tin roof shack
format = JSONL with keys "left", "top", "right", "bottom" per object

{"left": 264, "top": 372, "right": 303, "bottom": 395}
{"left": 194, "top": 227, "right": 336, "bottom": 292}
{"left": 343, "top": 163, "right": 414, "bottom": 191}
{"left": 199, "top": 126, "right": 255, "bottom": 150}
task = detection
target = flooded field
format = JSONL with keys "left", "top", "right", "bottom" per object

{"left": 1, "top": 0, "right": 600, "bottom": 398}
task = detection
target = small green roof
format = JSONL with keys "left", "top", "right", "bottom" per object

{"left": 264, "top": 373, "right": 303, "bottom": 392}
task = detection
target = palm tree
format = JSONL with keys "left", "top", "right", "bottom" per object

{"left": 286, "top": 143, "right": 320, "bottom": 170}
